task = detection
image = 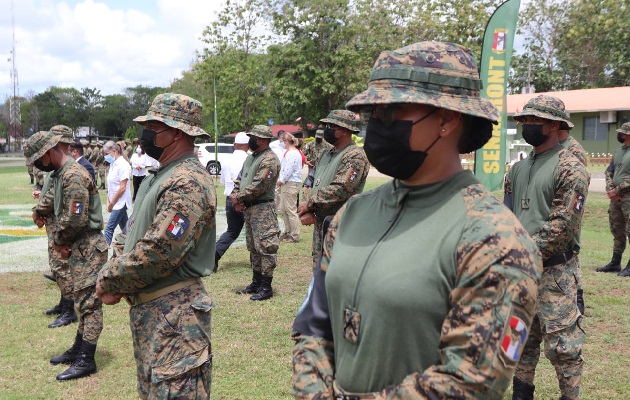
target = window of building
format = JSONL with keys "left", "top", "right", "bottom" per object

{"left": 583, "top": 116, "right": 609, "bottom": 141}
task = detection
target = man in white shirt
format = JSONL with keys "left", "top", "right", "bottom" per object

{"left": 215, "top": 132, "right": 250, "bottom": 272}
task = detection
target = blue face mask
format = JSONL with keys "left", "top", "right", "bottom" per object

{"left": 104, "top": 154, "right": 115, "bottom": 164}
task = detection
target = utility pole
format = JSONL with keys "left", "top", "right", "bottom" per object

{"left": 8, "top": 0, "right": 21, "bottom": 152}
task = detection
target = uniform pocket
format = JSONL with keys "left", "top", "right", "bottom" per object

{"left": 151, "top": 345, "right": 213, "bottom": 384}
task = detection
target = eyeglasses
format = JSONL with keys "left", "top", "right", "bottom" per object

{"left": 324, "top": 124, "right": 341, "bottom": 131}
{"left": 359, "top": 104, "right": 403, "bottom": 127}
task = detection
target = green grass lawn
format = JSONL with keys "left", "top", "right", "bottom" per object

{"left": 0, "top": 165, "right": 629, "bottom": 399}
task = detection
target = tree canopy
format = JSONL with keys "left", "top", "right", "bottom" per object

{"left": 1, "top": 0, "right": 627, "bottom": 143}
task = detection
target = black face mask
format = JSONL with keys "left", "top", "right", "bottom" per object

{"left": 618, "top": 132, "right": 625, "bottom": 144}
{"left": 324, "top": 128, "right": 338, "bottom": 145}
{"left": 521, "top": 124, "right": 548, "bottom": 147}
{"left": 364, "top": 115, "right": 440, "bottom": 180}
{"left": 248, "top": 137, "right": 259, "bottom": 152}
{"left": 140, "top": 128, "right": 169, "bottom": 160}
{"left": 315, "top": 138, "right": 322, "bottom": 144}
{"left": 34, "top": 158, "right": 55, "bottom": 172}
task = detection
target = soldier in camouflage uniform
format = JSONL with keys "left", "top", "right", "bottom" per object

{"left": 231, "top": 125, "right": 281, "bottom": 301}
{"left": 559, "top": 114, "right": 589, "bottom": 314}
{"left": 33, "top": 165, "right": 45, "bottom": 190}
{"left": 292, "top": 41, "right": 542, "bottom": 399}
{"left": 302, "top": 129, "right": 333, "bottom": 202}
{"left": 25, "top": 129, "right": 107, "bottom": 381}
{"left": 97, "top": 93, "right": 216, "bottom": 399}
{"left": 598, "top": 122, "right": 630, "bottom": 277}
{"left": 27, "top": 158, "right": 34, "bottom": 184}
{"left": 81, "top": 139, "right": 92, "bottom": 163}
{"left": 505, "top": 95, "right": 589, "bottom": 400}
{"left": 37, "top": 126, "right": 79, "bottom": 329}
{"left": 297, "top": 110, "right": 369, "bottom": 266}
{"left": 95, "top": 141, "right": 107, "bottom": 189}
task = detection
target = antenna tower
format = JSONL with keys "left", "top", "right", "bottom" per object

{"left": 8, "top": 0, "right": 21, "bottom": 151}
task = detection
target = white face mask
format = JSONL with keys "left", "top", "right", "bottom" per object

{"left": 136, "top": 147, "right": 142, "bottom": 154}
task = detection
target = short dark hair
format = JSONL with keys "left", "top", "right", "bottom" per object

{"left": 69, "top": 141, "right": 84, "bottom": 155}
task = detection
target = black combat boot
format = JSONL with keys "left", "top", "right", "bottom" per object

{"left": 45, "top": 295, "right": 63, "bottom": 316}
{"left": 236, "top": 271, "right": 262, "bottom": 294}
{"left": 576, "top": 289, "right": 585, "bottom": 314}
{"left": 596, "top": 253, "right": 622, "bottom": 273}
{"left": 618, "top": 259, "right": 630, "bottom": 277}
{"left": 43, "top": 273, "right": 56, "bottom": 282}
{"left": 50, "top": 333, "right": 83, "bottom": 365}
{"left": 48, "top": 298, "right": 77, "bottom": 328}
{"left": 250, "top": 276, "right": 273, "bottom": 301}
{"left": 56, "top": 341, "right": 97, "bottom": 380}
{"left": 512, "top": 377, "right": 535, "bottom": 400}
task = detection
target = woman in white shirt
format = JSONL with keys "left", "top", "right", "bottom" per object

{"left": 103, "top": 140, "right": 132, "bottom": 244}
{"left": 276, "top": 132, "right": 303, "bottom": 243}
{"left": 130, "top": 145, "right": 149, "bottom": 201}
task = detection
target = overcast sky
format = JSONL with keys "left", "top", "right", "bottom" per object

{"left": 0, "top": 0, "right": 225, "bottom": 98}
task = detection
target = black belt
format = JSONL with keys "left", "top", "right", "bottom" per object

{"left": 544, "top": 250, "right": 574, "bottom": 268}
{"left": 244, "top": 199, "right": 274, "bottom": 207}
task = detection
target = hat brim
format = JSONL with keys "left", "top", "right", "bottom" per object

{"left": 513, "top": 110, "right": 574, "bottom": 130}
{"left": 26, "top": 134, "right": 62, "bottom": 165}
{"left": 133, "top": 115, "right": 211, "bottom": 139}
{"left": 319, "top": 118, "right": 360, "bottom": 132}
{"left": 346, "top": 82, "right": 500, "bottom": 124}
{"left": 247, "top": 132, "right": 273, "bottom": 139}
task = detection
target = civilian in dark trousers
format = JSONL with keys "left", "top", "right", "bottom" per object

{"left": 214, "top": 132, "right": 250, "bottom": 272}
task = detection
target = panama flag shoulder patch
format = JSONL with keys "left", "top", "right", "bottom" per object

{"left": 71, "top": 202, "right": 83, "bottom": 214}
{"left": 574, "top": 192, "right": 585, "bottom": 212}
{"left": 501, "top": 316, "right": 528, "bottom": 361}
{"left": 166, "top": 213, "right": 189, "bottom": 240}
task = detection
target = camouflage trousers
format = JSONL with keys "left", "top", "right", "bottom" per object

{"left": 98, "top": 165, "right": 108, "bottom": 187}
{"left": 311, "top": 216, "right": 328, "bottom": 266}
{"left": 608, "top": 196, "right": 630, "bottom": 255}
{"left": 515, "top": 257, "right": 585, "bottom": 400}
{"left": 129, "top": 281, "right": 214, "bottom": 400}
{"left": 68, "top": 231, "right": 108, "bottom": 343}
{"left": 73, "top": 285, "right": 103, "bottom": 344}
{"left": 244, "top": 202, "right": 280, "bottom": 277}
{"left": 47, "top": 232, "right": 73, "bottom": 299}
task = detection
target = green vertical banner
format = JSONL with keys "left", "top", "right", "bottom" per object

{"left": 474, "top": 0, "right": 521, "bottom": 191}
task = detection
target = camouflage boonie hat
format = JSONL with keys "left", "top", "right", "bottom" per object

{"left": 49, "top": 125, "right": 75, "bottom": 144}
{"left": 346, "top": 41, "right": 499, "bottom": 123}
{"left": 617, "top": 122, "right": 630, "bottom": 135}
{"left": 133, "top": 93, "right": 210, "bottom": 139}
{"left": 315, "top": 129, "right": 324, "bottom": 138}
{"left": 96, "top": 141, "right": 103, "bottom": 147}
{"left": 320, "top": 110, "right": 360, "bottom": 132}
{"left": 513, "top": 95, "right": 574, "bottom": 130}
{"left": 247, "top": 125, "right": 273, "bottom": 139}
{"left": 24, "top": 131, "right": 62, "bottom": 164}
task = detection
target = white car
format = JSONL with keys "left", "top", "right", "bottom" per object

{"left": 195, "top": 143, "right": 235, "bottom": 175}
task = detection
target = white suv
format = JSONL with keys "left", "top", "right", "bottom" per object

{"left": 195, "top": 143, "right": 235, "bottom": 175}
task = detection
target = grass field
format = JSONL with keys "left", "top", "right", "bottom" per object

{"left": 0, "top": 165, "right": 629, "bottom": 399}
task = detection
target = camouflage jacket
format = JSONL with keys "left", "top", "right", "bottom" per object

{"left": 606, "top": 145, "right": 630, "bottom": 193}
{"left": 504, "top": 145, "right": 589, "bottom": 260}
{"left": 34, "top": 159, "right": 103, "bottom": 246}
{"left": 303, "top": 139, "right": 333, "bottom": 168}
{"left": 98, "top": 155, "right": 217, "bottom": 294}
{"left": 561, "top": 136, "right": 588, "bottom": 167}
{"left": 232, "top": 147, "right": 280, "bottom": 204}
{"left": 292, "top": 171, "right": 541, "bottom": 399}
{"left": 307, "top": 143, "right": 369, "bottom": 217}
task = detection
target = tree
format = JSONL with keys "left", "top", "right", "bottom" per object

{"left": 78, "top": 87, "right": 103, "bottom": 136}
{"left": 197, "top": 0, "right": 275, "bottom": 135}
